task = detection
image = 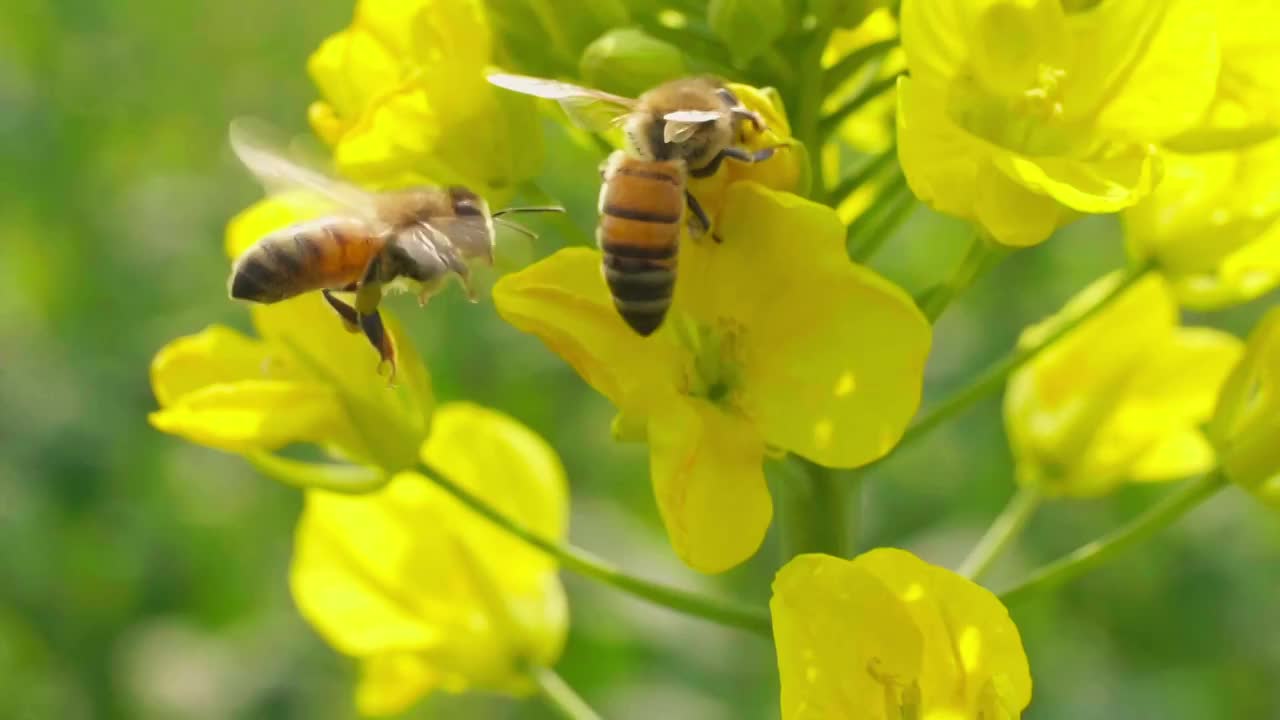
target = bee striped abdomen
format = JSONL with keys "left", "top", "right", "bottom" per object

{"left": 229, "top": 218, "right": 380, "bottom": 303}
{"left": 598, "top": 155, "right": 684, "bottom": 336}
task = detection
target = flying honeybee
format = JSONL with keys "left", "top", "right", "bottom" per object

{"left": 227, "top": 119, "right": 559, "bottom": 377}
{"left": 487, "top": 74, "right": 782, "bottom": 336}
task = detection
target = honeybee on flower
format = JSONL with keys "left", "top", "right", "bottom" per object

{"left": 487, "top": 72, "right": 787, "bottom": 335}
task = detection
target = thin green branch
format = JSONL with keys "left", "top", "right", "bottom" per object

{"left": 415, "top": 461, "right": 773, "bottom": 637}
{"left": 958, "top": 487, "right": 1042, "bottom": 581}
{"left": 848, "top": 172, "right": 915, "bottom": 263}
{"left": 891, "top": 260, "right": 1156, "bottom": 456}
{"left": 792, "top": 27, "right": 834, "bottom": 200}
{"left": 1000, "top": 471, "right": 1228, "bottom": 606}
{"left": 825, "top": 141, "right": 898, "bottom": 208}
{"left": 778, "top": 459, "right": 858, "bottom": 562}
{"left": 529, "top": 665, "right": 602, "bottom": 720}
{"left": 822, "top": 38, "right": 899, "bottom": 95}
{"left": 819, "top": 72, "right": 903, "bottom": 138}
{"left": 920, "top": 234, "right": 1010, "bottom": 322}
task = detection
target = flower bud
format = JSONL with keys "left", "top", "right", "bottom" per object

{"left": 579, "top": 28, "right": 685, "bottom": 98}
{"left": 486, "top": 0, "right": 630, "bottom": 77}
{"left": 707, "top": 0, "right": 786, "bottom": 66}
{"left": 1209, "top": 308, "right": 1280, "bottom": 508}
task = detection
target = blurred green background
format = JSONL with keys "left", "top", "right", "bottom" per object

{"left": 1, "top": 1, "right": 1277, "bottom": 718}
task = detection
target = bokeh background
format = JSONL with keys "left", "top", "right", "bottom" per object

{"left": 2, "top": 1, "right": 1277, "bottom": 718}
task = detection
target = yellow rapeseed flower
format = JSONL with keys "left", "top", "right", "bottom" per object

{"left": 1209, "top": 307, "right": 1280, "bottom": 509}
{"left": 898, "top": 0, "right": 1219, "bottom": 246}
{"left": 772, "top": 549, "right": 1032, "bottom": 720}
{"left": 291, "top": 403, "right": 569, "bottom": 716}
{"left": 148, "top": 197, "right": 434, "bottom": 489}
{"left": 1124, "top": 138, "right": 1280, "bottom": 309}
{"left": 307, "top": 0, "right": 541, "bottom": 200}
{"left": 1005, "top": 273, "right": 1244, "bottom": 497}
{"left": 494, "top": 183, "right": 930, "bottom": 573}
{"left": 1168, "top": 0, "right": 1280, "bottom": 152}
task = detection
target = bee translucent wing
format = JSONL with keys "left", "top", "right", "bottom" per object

{"left": 228, "top": 117, "right": 378, "bottom": 219}
{"left": 663, "top": 110, "right": 724, "bottom": 123}
{"left": 662, "top": 110, "right": 723, "bottom": 143}
{"left": 424, "top": 213, "right": 495, "bottom": 265}
{"left": 486, "top": 72, "right": 637, "bottom": 134}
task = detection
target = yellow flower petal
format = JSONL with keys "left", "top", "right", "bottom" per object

{"left": 356, "top": 653, "right": 444, "bottom": 717}
{"left": 1006, "top": 274, "right": 1243, "bottom": 496}
{"left": 993, "top": 147, "right": 1160, "bottom": 214}
{"left": 687, "top": 183, "right": 931, "bottom": 467}
{"left": 898, "top": 76, "right": 1063, "bottom": 247}
{"left": 1083, "top": 0, "right": 1219, "bottom": 141}
{"left": 1210, "top": 308, "right": 1280, "bottom": 506}
{"left": 973, "top": 159, "right": 1065, "bottom": 248}
{"left": 899, "top": 0, "right": 1219, "bottom": 244}
{"left": 647, "top": 394, "right": 771, "bottom": 574}
{"left": 772, "top": 553, "right": 923, "bottom": 720}
{"left": 857, "top": 548, "right": 1032, "bottom": 718}
{"left": 252, "top": 294, "right": 432, "bottom": 472}
{"left": 1170, "top": 0, "right": 1280, "bottom": 151}
{"left": 967, "top": 0, "right": 1071, "bottom": 101}
{"left": 492, "top": 246, "right": 679, "bottom": 414}
{"left": 150, "top": 325, "right": 291, "bottom": 408}
{"left": 308, "top": 0, "right": 540, "bottom": 200}
{"left": 899, "top": 0, "right": 967, "bottom": 88}
{"left": 290, "top": 403, "right": 568, "bottom": 708}
{"left": 247, "top": 452, "right": 387, "bottom": 494}
{"left": 307, "top": 21, "right": 402, "bottom": 122}
{"left": 1124, "top": 141, "right": 1280, "bottom": 310}
{"left": 149, "top": 380, "right": 357, "bottom": 454}
{"left": 1102, "top": 327, "right": 1243, "bottom": 482}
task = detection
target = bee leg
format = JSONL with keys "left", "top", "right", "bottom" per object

{"left": 322, "top": 290, "right": 361, "bottom": 333}
{"left": 685, "top": 191, "right": 719, "bottom": 243}
{"left": 359, "top": 309, "right": 397, "bottom": 382}
{"left": 689, "top": 145, "right": 784, "bottom": 178}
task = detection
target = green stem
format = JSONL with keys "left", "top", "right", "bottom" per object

{"left": 891, "top": 261, "right": 1156, "bottom": 456}
{"left": 848, "top": 172, "right": 914, "bottom": 263}
{"left": 792, "top": 27, "right": 833, "bottom": 200}
{"left": 919, "top": 233, "right": 1009, "bottom": 323}
{"left": 819, "top": 72, "right": 903, "bottom": 138}
{"left": 416, "top": 461, "right": 772, "bottom": 637}
{"left": 958, "top": 487, "right": 1042, "bottom": 581}
{"left": 778, "top": 460, "right": 857, "bottom": 561}
{"left": 529, "top": 666, "right": 602, "bottom": 720}
{"left": 1000, "top": 471, "right": 1228, "bottom": 606}
{"left": 824, "top": 141, "right": 898, "bottom": 207}
{"left": 822, "top": 38, "right": 898, "bottom": 95}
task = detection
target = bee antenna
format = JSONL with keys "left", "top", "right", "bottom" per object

{"left": 495, "top": 217, "right": 539, "bottom": 240}
{"left": 493, "top": 205, "right": 565, "bottom": 218}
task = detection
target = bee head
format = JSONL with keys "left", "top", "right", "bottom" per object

{"left": 440, "top": 186, "right": 497, "bottom": 264}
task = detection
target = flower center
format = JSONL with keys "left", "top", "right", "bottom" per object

{"left": 867, "top": 658, "right": 922, "bottom": 720}
{"left": 947, "top": 66, "right": 1082, "bottom": 157}
{"left": 674, "top": 315, "right": 746, "bottom": 409}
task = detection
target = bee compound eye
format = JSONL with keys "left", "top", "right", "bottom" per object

{"left": 449, "top": 186, "right": 485, "bottom": 217}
